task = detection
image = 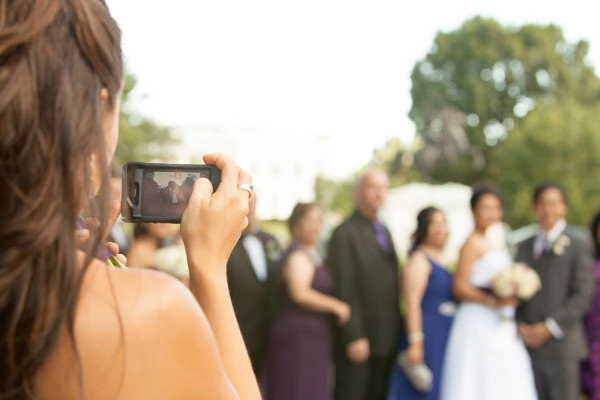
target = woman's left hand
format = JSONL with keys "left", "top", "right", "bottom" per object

{"left": 76, "top": 199, "right": 127, "bottom": 266}
{"left": 406, "top": 341, "right": 424, "bottom": 366}
{"left": 106, "top": 241, "right": 127, "bottom": 265}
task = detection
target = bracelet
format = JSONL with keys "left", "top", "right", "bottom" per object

{"left": 407, "top": 332, "right": 424, "bottom": 343}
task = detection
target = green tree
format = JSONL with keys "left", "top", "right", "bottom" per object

{"left": 410, "top": 17, "right": 600, "bottom": 183}
{"left": 114, "top": 72, "right": 177, "bottom": 164}
{"left": 492, "top": 99, "right": 600, "bottom": 227}
{"left": 314, "top": 139, "right": 420, "bottom": 216}
{"left": 314, "top": 176, "right": 354, "bottom": 216}
{"left": 369, "top": 137, "right": 421, "bottom": 187}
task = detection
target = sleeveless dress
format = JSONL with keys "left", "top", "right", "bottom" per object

{"left": 440, "top": 248, "right": 538, "bottom": 400}
{"left": 386, "top": 254, "right": 454, "bottom": 400}
{"left": 260, "top": 244, "right": 334, "bottom": 400}
{"left": 582, "top": 259, "right": 600, "bottom": 400}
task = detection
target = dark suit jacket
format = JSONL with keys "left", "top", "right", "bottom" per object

{"left": 516, "top": 226, "right": 595, "bottom": 362}
{"left": 227, "top": 231, "right": 281, "bottom": 372}
{"left": 327, "top": 210, "right": 400, "bottom": 358}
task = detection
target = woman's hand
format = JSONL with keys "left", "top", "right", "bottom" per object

{"left": 406, "top": 341, "right": 424, "bottom": 366}
{"left": 181, "top": 154, "right": 251, "bottom": 277}
{"left": 106, "top": 241, "right": 127, "bottom": 265}
{"left": 76, "top": 200, "right": 127, "bottom": 266}
{"left": 494, "top": 297, "right": 518, "bottom": 308}
{"left": 334, "top": 301, "right": 351, "bottom": 326}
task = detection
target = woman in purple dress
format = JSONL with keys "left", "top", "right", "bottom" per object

{"left": 582, "top": 210, "right": 600, "bottom": 400}
{"left": 261, "top": 203, "right": 351, "bottom": 400}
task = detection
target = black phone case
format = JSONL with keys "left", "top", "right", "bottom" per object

{"left": 121, "top": 161, "right": 221, "bottom": 223}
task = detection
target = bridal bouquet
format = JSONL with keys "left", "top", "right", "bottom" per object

{"left": 491, "top": 262, "right": 541, "bottom": 301}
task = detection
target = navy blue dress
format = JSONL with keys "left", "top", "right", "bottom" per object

{"left": 386, "top": 254, "right": 454, "bottom": 400}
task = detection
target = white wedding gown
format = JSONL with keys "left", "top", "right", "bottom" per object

{"left": 440, "top": 248, "right": 538, "bottom": 400}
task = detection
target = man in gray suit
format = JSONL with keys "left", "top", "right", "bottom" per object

{"left": 516, "top": 182, "right": 595, "bottom": 400}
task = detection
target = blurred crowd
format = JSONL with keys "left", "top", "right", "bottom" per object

{"left": 112, "top": 169, "right": 600, "bottom": 400}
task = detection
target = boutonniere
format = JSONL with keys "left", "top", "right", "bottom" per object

{"left": 264, "top": 238, "right": 281, "bottom": 261}
{"left": 552, "top": 234, "right": 571, "bottom": 256}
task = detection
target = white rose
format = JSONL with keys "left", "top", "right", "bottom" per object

{"left": 553, "top": 235, "right": 571, "bottom": 256}
{"left": 513, "top": 263, "right": 541, "bottom": 300}
{"left": 492, "top": 269, "right": 516, "bottom": 299}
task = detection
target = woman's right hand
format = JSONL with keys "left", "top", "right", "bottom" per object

{"left": 406, "top": 341, "right": 424, "bottom": 366}
{"left": 334, "top": 301, "right": 351, "bottom": 326}
{"left": 180, "top": 154, "right": 251, "bottom": 277}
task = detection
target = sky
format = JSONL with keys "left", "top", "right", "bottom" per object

{"left": 106, "top": 0, "right": 600, "bottom": 178}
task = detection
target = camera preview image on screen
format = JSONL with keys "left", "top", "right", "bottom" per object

{"left": 138, "top": 169, "right": 209, "bottom": 218}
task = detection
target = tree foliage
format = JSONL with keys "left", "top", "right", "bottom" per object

{"left": 492, "top": 100, "right": 600, "bottom": 227}
{"left": 314, "top": 138, "right": 420, "bottom": 215}
{"left": 405, "top": 16, "right": 600, "bottom": 227}
{"left": 314, "top": 176, "right": 354, "bottom": 216}
{"left": 114, "top": 72, "right": 177, "bottom": 164}
{"left": 369, "top": 138, "right": 421, "bottom": 187}
{"left": 410, "top": 17, "right": 600, "bottom": 184}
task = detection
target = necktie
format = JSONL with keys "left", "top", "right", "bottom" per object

{"left": 536, "top": 234, "right": 551, "bottom": 262}
{"left": 374, "top": 221, "right": 392, "bottom": 254}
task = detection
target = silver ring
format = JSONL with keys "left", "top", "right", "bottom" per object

{"left": 239, "top": 184, "right": 254, "bottom": 198}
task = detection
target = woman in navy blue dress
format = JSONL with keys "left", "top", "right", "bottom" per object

{"left": 387, "top": 207, "right": 454, "bottom": 400}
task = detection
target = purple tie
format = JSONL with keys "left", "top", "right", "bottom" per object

{"left": 374, "top": 221, "right": 392, "bottom": 254}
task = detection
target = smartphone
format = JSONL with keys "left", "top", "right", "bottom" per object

{"left": 121, "top": 162, "right": 221, "bottom": 223}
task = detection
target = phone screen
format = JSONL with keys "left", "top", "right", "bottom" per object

{"left": 122, "top": 162, "right": 220, "bottom": 223}
{"left": 138, "top": 169, "right": 209, "bottom": 218}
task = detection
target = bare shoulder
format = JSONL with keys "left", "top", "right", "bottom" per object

{"left": 63, "top": 262, "right": 232, "bottom": 399}
{"left": 409, "top": 250, "right": 428, "bottom": 264}
{"left": 78, "top": 260, "right": 199, "bottom": 330}
{"left": 287, "top": 249, "right": 311, "bottom": 266}
{"left": 461, "top": 234, "right": 488, "bottom": 256}
{"left": 284, "top": 249, "right": 315, "bottom": 278}
{"left": 403, "top": 252, "right": 432, "bottom": 286}
{"left": 406, "top": 251, "right": 431, "bottom": 272}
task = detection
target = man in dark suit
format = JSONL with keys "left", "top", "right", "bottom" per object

{"left": 227, "top": 196, "right": 281, "bottom": 374}
{"left": 327, "top": 169, "right": 400, "bottom": 400}
{"left": 516, "top": 182, "right": 595, "bottom": 400}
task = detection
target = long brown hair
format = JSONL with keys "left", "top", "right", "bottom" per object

{"left": 0, "top": 0, "right": 122, "bottom": 398}
{"left": 410, "top": 206, "right": 441, "bottom": 254}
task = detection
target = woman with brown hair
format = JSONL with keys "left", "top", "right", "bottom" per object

{"left": 260, "top": 203, "right": 351, "bottom": 400}
{"left": 0, "top": 1, "right": 260, "bottom": 399}
{"left": 386, "top": 207, "right": 454, "bottom": 400}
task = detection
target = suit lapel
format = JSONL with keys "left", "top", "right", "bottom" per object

{"left": 539, "top": 227, "right": 570, "bottom": 271}
{"left": 362, "top": 217, "right": 389, "bottom": 257}
{"left": 519, "top": 237, "right": 539, "bottom": 271}
{"left": 358, "top": 215, "right": 397, "bottom": 264}
{"left": 383, "top": 225, "right": 398, "bottom": 262}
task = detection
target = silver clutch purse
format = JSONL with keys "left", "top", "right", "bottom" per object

{"left": 397, "top": 351, "right": 433, "bottom": 393}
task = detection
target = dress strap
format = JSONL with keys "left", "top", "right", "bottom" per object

{"left": 415, "top": 249, "right": 441, "bottom": 270}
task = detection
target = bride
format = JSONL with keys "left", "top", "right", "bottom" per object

{"left": 440, "top": 186, "right": 537, "bottom": 400}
